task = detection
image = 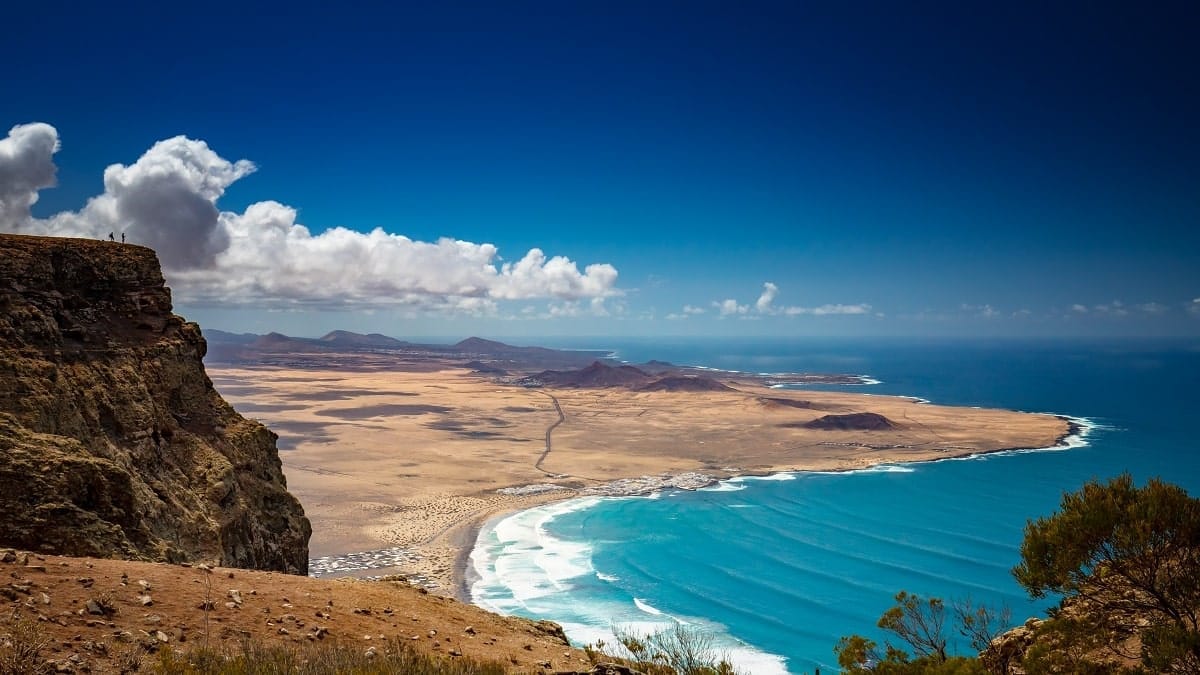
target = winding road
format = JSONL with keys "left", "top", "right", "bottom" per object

{"left": 533, "top": 390, "right": 565, "bottom": 475}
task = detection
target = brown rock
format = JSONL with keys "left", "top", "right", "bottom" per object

{"left": 0, "top": 234, "right": 311, "bottom": 573}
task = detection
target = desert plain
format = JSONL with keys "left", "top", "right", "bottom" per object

{"left": 205, "top": 357, "right": 1070, "bottom": 599}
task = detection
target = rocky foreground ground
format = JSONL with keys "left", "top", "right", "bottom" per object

{"left": 0, "top": 548, "right": 591, "bottom": 674}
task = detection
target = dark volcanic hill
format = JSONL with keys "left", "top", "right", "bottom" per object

{"left": 319, "top": 330, "right": 411, "bottom": 349}
{"left": 527, "top": 361, "right": 655, "bottom": 388}
{"left": 636, "top": 375, "right": 734, "bottom": 392}
{"left": 0, "top": 234, "right": 311, "bottom": 573}
{"left": 800, "top": 412, "right": 900, "bottom": 431}
{"left": 251, "top": 331, "right": 328, "bottom": 352}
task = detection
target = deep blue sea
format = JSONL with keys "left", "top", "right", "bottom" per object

{"left": 469, "top": 338, "right": 1200, "bottom": 673}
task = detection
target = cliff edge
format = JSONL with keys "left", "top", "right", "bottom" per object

{"left": 0, "top": 234, "right": 311, "bottom": 573}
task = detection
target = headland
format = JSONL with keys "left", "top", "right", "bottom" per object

{"left": 202, "top": 332, "right": 1072, "bottom": 599}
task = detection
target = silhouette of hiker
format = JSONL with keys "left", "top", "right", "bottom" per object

{"left": 121, "top": 233, "right": 125, "bottom": 243}
{"left": 108, "top": 232, "right": 114, "bottom": 241}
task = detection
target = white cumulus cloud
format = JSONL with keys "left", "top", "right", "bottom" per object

{"left": 755, "top": 282, "right": 778, "bottom": 313}
{"left": 714, "top": 298, "right": 749, "bottom": 316}
{"left": 0, "top": 123, "right": 620, "bottom": 312}
{"left": 714, "top": 282, "right": 871, "bottom": 317}
{"left": 0, "top": 123, "right": 59, "bottom": 230}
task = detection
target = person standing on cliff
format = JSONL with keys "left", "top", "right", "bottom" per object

{"left": 121, "top": 233, "right": 125, "bottom": 243}
{"left": 108, "top": 232, "right": 114, "bottom": 241}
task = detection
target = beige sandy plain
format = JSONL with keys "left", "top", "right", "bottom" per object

{"left": 206, "top": 365, "right": 1070, "bottom": 598}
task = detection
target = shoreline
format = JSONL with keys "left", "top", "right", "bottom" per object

{"left": 206, "top": 361, "right": 1078, "bottom": 607}
{"left": 297, "top": 406, "right": 1087, "bottom": 597}
{"left": 453, "top": 412, "right": 1095, "bottom": 603}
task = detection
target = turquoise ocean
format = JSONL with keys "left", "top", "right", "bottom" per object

{"left": 468, "top": 338, "right": 1200, "bottom": 673}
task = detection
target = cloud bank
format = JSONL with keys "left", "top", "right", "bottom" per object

{"left": 713, "top": 282, "right": 871, "bottom": 318}
{"left": 0, "top": 123, "right": 619, "bottom": 312}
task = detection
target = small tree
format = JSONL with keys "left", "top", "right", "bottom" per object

{"left": 835, "top": 591, "right": 997, "bottom": 674}
{"left": 953, "top": 596, "right": 1011, "bottom": 653}
{"left": 879, "top": 591, "right": 949, "bottom": 661}
{"left": 1013, "top": 473, "right": 1200, "bottom": 671}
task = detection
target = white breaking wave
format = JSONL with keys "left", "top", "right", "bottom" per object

{"left": 701, "top": 481, "right": 748, "bottom": 492}
{"left": 729, "top": 472, "right": 798, "bottom": 483}
{"left": 470, "top": 497, "right": 603, "bottom": 614}
{"left": 634, "top": 597, "right": 664, "bottom": 615}
{"left": 471, "top": 498, "right": 791, "bottom": 675}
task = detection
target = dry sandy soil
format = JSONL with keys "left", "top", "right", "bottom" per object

{"left": 0, "top": 549, "right": 589, "bottom": 674}
{"left": 206, "top": 364, "right": 1070, "bottom": 597}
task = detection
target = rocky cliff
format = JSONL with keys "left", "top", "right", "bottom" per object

{"left": 0, "top": 234, "right": 311, "bottom": 573}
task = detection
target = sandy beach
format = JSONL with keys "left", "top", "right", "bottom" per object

{"left": 205, "top": 363, "right": 1071, "bottom": 599}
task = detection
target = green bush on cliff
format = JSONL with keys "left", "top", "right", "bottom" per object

{"left": 836, "top": 474, "right": 1200, "bottom": 673}
{"left": 1014, "top": 473, "right": 1200, "bottom": 672}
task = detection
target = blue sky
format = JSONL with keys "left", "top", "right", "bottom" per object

{"left": 3, "top": 1, "right": 1198, "bottom": 337}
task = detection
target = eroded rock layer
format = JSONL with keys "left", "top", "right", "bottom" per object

{"left": 0, "top": 234, "right": 310, "bottom": 573}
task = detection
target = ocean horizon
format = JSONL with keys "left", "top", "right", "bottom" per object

{"left": 468, "top": 337, "right": 1200, "bottom": 673}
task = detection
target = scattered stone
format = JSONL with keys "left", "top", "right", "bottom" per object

{"left": 224, "top": 602, "right": 238, "bottom": 610}
{"left": 85, "top": 600, "right": 105, "bottom": 616}
{"left": 364, "top": 646, "right": 377, "bottom": 658}
{"left": 449, "top": 648, "right": 462, "bottom": 657}
{"left": 76, "top": 578, "right": 94, "bottom": 588}
{"left": 24, "top": 565, "right": 46, "bottom": 573}
{"left": 228, "top": 589, "right": 243, "bottom": 605}
{"left": 41, "top": 592, "right": 51, "bottom": 605}
{"left": 278, "top": 628, "right": 289, "bottom": 635}
{"left": 143, "top": 615, "right": 162, "bottom": 625}
{"left": 154, "top": 631, "right": 169, "bottom": 643}
{"left": 464, "top": 625, "right": 476, "bottom": 635}
{"left": 137, "top": 580, "right": 151, "bottom": 591}
{"left": 138, "top": 594, "right": 153, "bottom": 606}
{"left": 0, "top": 550, "right": 15, "bottom": 563}
{"left": 428, "top": 629, "right": 437, "bottom": 637}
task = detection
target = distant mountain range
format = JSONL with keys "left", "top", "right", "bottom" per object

{"left": 202, "top": 328, "right": 613, "bottom": 370}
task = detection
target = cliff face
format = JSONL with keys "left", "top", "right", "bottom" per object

{"left": 0, "top": 234, "right": 311, "bottom": 573}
